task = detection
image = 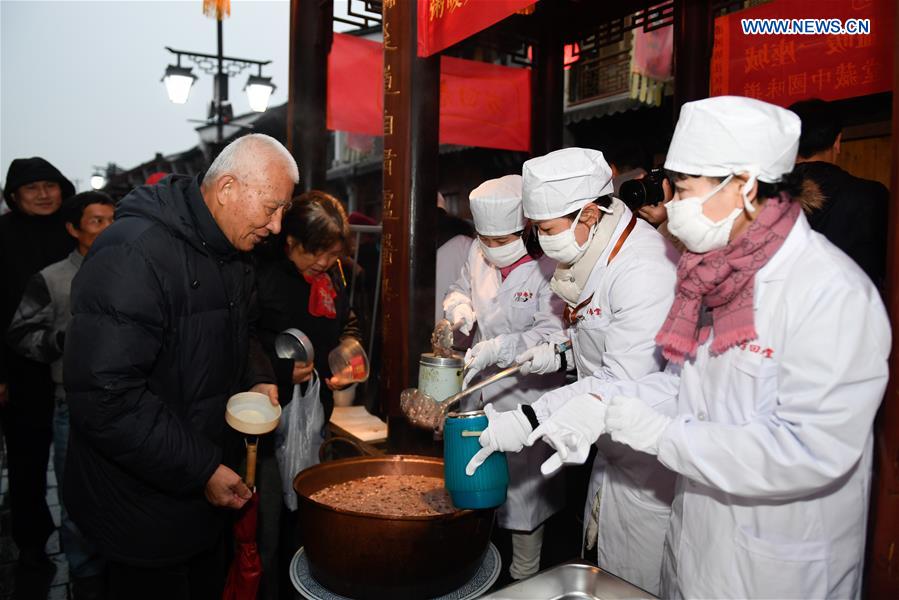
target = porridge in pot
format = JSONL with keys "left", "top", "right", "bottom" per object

{"left": 309, "top": 475, "right": 456, "bottom": 516}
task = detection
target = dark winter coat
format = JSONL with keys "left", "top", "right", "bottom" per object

{"left": 795, "top": 161, "right": 889, "bottom": 286}
{"left": 1, "top": 157, "right": 75, "bottom": 383}
{"left": 63, "top": 175, "right": 274, "bottom": 566}
{"left": 0, "top": 210, "right": 75, "bottom": 383}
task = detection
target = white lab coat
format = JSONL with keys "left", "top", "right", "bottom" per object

{"left": 538, "top": 206, "right": 679, "bottom": 595}
{"left": 562, "top": 214, "right": 890, "bottom": 599}
{"left": 447, "top": 243, "right": 568, "bottom": 531}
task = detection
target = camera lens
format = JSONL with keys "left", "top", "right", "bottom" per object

{"left": 619, "top": 179, "right": 649, "bottom": 211}
{"left": 619, "top": 174, "right": 665, "bottom": 211}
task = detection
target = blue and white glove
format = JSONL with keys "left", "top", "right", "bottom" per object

{"left": 516, "top": 342, "right": 561, "bottom": 375}
{"left": 605, "top": 395, "right": 671, "bottom": 455}
{"left": 526, "top": 393, "right": 607, "bottom": 476}
{"left": 465, "top": 404, "right": 533, "bottom": 476}
{"left": 463, "top": 336, "right": 517, "bottom": 388}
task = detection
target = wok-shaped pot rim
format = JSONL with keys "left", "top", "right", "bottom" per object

{"left": 294, "top": 454, "right": 478, "bottom": 522}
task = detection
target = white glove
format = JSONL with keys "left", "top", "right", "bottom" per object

{"left": 526, "top": 393, "right": 607, "bottom": 476}
{"left": 443, "top": 291, "right": 475, "bottom": 335}
{"left": 463, "top": 336, "right": 517, "bottom": 388}
{"left": 465, "top": 404, "right": 533, "bottom": 476}
{"left": 516, "top": 342, "right": 561, "bottom": 375}
{"left": 605, "top": 395, "right": 672, "bottom": 455}
{"left": 449, "top": 303, "right": 476, "bottom": 336}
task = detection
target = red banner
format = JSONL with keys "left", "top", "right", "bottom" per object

{"left": 327, "top": 34, "right": 383, "bottom": 136}
{"left": 439, "top": 56, "right": 530, "bottom": 150}
{"left": 710, "top": 0, "right": 894, "bottom": 107}
{"left": 327, "top": 33, "right": 531, "bottom": 152}
{"left": 417, "top": 0, "right": 537, "bottom": 58}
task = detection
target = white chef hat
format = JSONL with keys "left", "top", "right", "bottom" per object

{"left": 469, "top": 174, "right": 526, "bottom": 236}
{"left": 522, "top": 147, "right": 614, "bottom": 220}
{"left": 665, "top": 96, "right": 800, "bottom": 185}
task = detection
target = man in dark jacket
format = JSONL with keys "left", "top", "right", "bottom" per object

{"left": 0, "top": 157, "right": 75, "bottom": 568}
{"left": 789, "top": 98, "right": 889, "bottom": 287}
{"left": 63, "top": 134, "right": 298, "bottom": 600}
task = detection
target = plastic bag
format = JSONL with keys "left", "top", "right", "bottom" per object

{"left": 274, "top": 370, "right": 325, "bottom": 511}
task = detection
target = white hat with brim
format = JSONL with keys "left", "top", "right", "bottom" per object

{"left": 522, "top": 147, "right": 614, "bottom": 221}
{"left": 469, "top": 174, "right": 526, "bottom": 237}
{"left": 664, "top": 95, "right": 800, "bottom": 184}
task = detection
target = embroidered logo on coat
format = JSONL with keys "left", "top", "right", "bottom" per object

{"left": 738, "top": 342, "right": 775, "bottom": 358}
{"left": 513, "top": 291, "right": 534, "bottom": 303}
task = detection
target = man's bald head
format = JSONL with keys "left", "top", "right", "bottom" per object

{"left": 201, "top": 134, "right": 300, "bottom": 252}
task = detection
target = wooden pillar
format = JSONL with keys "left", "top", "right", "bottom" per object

{"left": 672, "top": 0, "right": 713, "bottom": 118}
{"left": 380, "top": 0, "right": 440, "bottom": 425}
{"left": 287, "top": 0, "right": 332, "bottom": 191}
{"left": 530, "top": 1, "right": 564, "bottom": 156}
{"left": 865, "top": 0, "right": 899, "bottom": 594}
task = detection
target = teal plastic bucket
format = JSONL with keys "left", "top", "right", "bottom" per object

{"left": 443, "top": 410, "right": 509, "bottom": 509}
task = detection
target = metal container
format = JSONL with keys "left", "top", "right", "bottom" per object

{"left": 418, "top": 353, "right": 463, "bottom": 403}
{"left": 481, "top": 561, "right": 657, "bottom": 599}
{"left": 275, "top": 328, "right": 315, "bottom": 363}
{"left": 293, "top": 455, "right": 495, "bottom": 600}
{"left": 443, "top": 410, "right": 509, "bottom": 509}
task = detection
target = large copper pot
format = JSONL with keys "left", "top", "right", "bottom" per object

{"left": 293, "top": 454, "right": 495, "bottom": 599}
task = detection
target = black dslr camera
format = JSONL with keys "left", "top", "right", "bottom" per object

{"left": 618, "top": 168, "right": 667, "bottom": 211}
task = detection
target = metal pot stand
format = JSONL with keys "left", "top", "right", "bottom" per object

{"left": 290, "top": 542, "right": 501, "bottom": 600}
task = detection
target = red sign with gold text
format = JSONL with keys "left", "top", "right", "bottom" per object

{"left": 417, "top": 0, "right": 537, "bottom": 58}
{"left": 710, "top": 0, "right": 894, "bottom": 106}
{"left": 327, "top": 33, "right": 531, "bottom": 152}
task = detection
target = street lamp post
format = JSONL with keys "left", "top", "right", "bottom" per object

{"left": 162, "top": 19, "right": 276, "bottom": 143}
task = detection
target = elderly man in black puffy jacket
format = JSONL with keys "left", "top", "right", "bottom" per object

{"left": 63, "top": 134, "right": 299, "bottom": 600}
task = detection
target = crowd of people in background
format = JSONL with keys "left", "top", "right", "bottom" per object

{"left": 0, "top": 94, "right": 890, "bottom": 600}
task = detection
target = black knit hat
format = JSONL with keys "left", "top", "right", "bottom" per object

{"left": 3, "top": 157, "right": 75, "bottom": 208}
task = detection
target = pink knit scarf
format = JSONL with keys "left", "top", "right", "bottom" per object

{"left": 656, "top": 194, "right": 800, "bottom": 364}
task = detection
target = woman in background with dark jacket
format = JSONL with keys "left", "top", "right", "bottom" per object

{"left": 257, "top": 190, "right": 362, "bottom": 417}
{"left": 253, "top": 190, "right": 362, "bottom": 600}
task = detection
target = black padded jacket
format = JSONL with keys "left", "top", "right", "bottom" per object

{"left": 63, "top": 175, "right": 274, "bottom": 566}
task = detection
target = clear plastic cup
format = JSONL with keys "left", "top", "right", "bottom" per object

{"left": 328, "top": 338, "right": 369, "bottom": 385}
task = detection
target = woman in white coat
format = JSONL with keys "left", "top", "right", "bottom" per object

{"left": 551, "top": 96, "right": 890, "bottom": 598}
{"left": 443, "top": 174, "right": 567, "bottom": 581}
{"left": 467, "top": 148, "right": 679, "bottom": 595}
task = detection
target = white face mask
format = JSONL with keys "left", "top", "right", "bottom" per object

{"left": 538, "top": 205, "right": 595, "bottom": 265}
{"left": 665, "top": 175, "right": 741, "bottom": 253}
{"left": 479, "top": 237, "right": 527, "bottom": 268}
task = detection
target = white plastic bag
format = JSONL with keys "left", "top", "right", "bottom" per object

{"left": 274, "top": 370, "right": 325, "bottom": 511}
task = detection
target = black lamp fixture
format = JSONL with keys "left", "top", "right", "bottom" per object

{"left": 162, "top": 18, "right": 274, "bottom": 142}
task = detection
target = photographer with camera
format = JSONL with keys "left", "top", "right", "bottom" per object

{"left": 619, "top": 169, "right": 685, "bottom": 253}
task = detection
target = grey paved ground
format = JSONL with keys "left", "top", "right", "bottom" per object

{"left": 0, "top": 440, "right": 71, "bottom": 600}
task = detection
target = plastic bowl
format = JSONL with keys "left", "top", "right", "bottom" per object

{"left": 226, "top": 391, "right": 282, "bottom": 435}
{"left": 328, "top": 338, "right": 370, "bottom": 384}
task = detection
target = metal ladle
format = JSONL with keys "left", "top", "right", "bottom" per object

{"left": 401, "top": 340, "right": 572, "bottom": 435}
{"left": 430, "top": 318, "right": 464, "bottom": 358}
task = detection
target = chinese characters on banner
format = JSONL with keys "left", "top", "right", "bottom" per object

{"left": 710, "top": 0, "right": 894, "bottom": 106}
{"left": 417, "top": 0, "right": 537, "bottom": 58}
{"left": 327, "top": 33, "right": 531, "bottom": 152}
{"left": 439, "top": 56, "right": 530, "bottom": 150}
